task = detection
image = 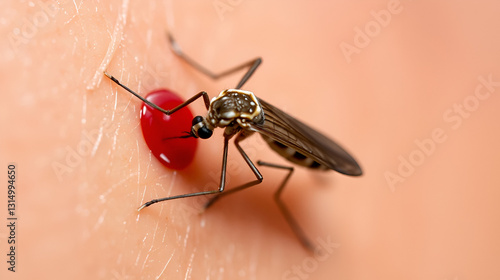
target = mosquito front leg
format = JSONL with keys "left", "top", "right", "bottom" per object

{"left": 137, "top": 133, "right": 232, "bottom": 211}
{"left": 104, "top": 72, "right": 211, "bottom": 113}
{"left": 167, "top": 33, "right": 262, "bottom": 89}
{"left": 204, "top": 131, "right": 264, "bottom": 209}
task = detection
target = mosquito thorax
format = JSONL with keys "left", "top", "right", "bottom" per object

{"left": 206, "top": 89, "right": 264, "bottom": 129}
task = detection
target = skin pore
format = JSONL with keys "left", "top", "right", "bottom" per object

{"left": 3, "top": 1, "right": 500, "bottom": 279}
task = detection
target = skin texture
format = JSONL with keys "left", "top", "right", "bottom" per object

{"left": 2, "top": 0, "right": 500, "bottom": 279}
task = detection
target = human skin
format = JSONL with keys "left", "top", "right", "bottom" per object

{"left": 2, "top": 0, "right": 500, "bottom": 279}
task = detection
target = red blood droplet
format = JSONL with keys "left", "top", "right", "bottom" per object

{"left": 140, "top": 89, "right": 197, "bottom": 170}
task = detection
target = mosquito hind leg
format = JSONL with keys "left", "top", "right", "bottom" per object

{"left": 257, "top": 160, "right": 315, "bottom": 251}
{"left": 167, "top": 32, "right": 262, "bottom": 89}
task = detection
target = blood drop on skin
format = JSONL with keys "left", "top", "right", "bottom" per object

{"left": 140, "top": 89, "right": 197, "bottom": 170}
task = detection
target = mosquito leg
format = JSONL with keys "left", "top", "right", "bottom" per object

{"left": 257, "top": 160, "right": 315, "bottom": 251}
{"left": 167, "top": 32, "right": 262, "bottom": 89}
{"left": 104, "top": 72, "right": 211, "bottom": 112}
{"left": 138, "top": 134, "right": 232, "bottom": 211}
{"left": 204, "top": 132, "right": 263, "bottom": 209}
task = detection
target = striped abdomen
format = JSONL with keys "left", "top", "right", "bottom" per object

{"left": 261, "top": 135, "right": 329, "bottom": 170}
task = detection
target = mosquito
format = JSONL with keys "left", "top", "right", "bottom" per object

{"left": 104, "top": 33, "right": 362, "bottom": 250}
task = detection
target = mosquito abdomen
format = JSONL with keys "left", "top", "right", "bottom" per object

{"left": 261, "top": 135, "right": 329, "bottom": 170}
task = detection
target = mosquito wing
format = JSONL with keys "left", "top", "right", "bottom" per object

{"left": 249, "top": 98, "right": 362, "bottom": 176}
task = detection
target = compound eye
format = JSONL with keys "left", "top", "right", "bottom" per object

{"left": 191, "top": 115, "right": 213, "bottom": 139}
{"left": 197, "top": 126, "right": 213, "bottom": 139}
{"left": 192, "top": 115, "right": 204, "bottom": 126}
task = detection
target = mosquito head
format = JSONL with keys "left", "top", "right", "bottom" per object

{"left": 191, "top": 115, "right": 214, "bottom": 139}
